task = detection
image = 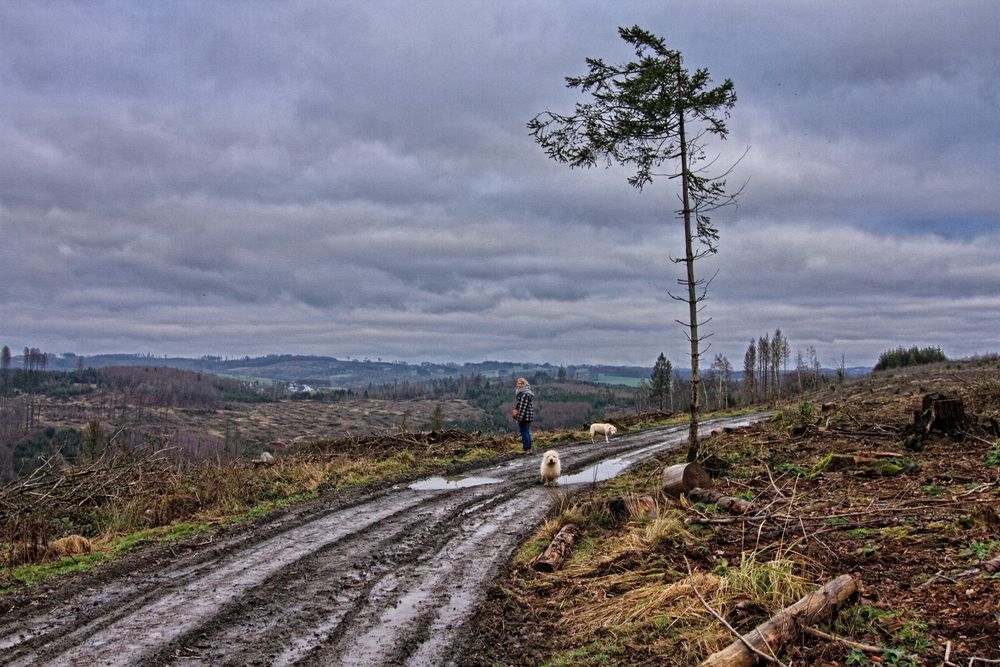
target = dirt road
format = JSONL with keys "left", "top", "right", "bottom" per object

{"left": 0, "top": 416, "right": 762, "bottom": 666}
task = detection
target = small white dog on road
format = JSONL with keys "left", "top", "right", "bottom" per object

{"left": 589, "top": 423, "right": 618, "bottom": 443}
{"left": 540, "top": 450, "right": 561, "bottom": 486}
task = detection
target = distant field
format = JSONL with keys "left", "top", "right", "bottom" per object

{"left": 595, "top": 374, "right": 644, "bottom": 387}
{"left": 36, "top": 395, "right": 485, "bottom": 451}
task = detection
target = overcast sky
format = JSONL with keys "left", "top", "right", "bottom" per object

{"left": 2, "top": 1, "right": 998, "bottom": 368}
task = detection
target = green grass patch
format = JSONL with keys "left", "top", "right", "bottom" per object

{"left": 775, "top": 461, "right": 807, "bottom": 476}
{"left": 986, "top": 441, "right": 1000, "bottom": 466}
{"left": 834, "top": 603, "right": 928, "bottom": 660}
{"left": 543, "top": 639, "right": 626, "bottom": 666}
{"left": 878, "top": 526, "right": 911, "bottom": 541}
{"left": 854, "top": 543, "right": 878, "bottom": 557}
{"left": 227, "top": 491, "right": 320, "bottom": 522}
{"left": 1, "top": 522, "right": 214, "bottom": 593}
{"left": 2, "top": 551, "right": 109, "bottom": 592}
{"left": 960, "top": 539, "right": 999, "bottom": 561}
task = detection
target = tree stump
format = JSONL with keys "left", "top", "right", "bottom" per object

{"left": 916, "top": 393, "right": 966, "bottom": 434}
{"left": 605, "top": 495, "right": 658, "bottom": 522}
{"left": 699, "top": 574, "right": 859, "bottom": 667}
{"left": 532, "top": 523, "right": 579, "bottom": 573}
{"left": 662, "top": 461, "right": 711, "bottom": 498}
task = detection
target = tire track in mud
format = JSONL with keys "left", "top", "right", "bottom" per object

{"left": 0, "top": 416, "right": 763, "bottom": 666}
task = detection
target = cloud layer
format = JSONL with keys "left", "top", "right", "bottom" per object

{"left": 2, "top": 1, "right": 998, "bottom": 367}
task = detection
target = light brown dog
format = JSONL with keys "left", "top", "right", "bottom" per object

{"left": 589, "top": 423, "right": 618, "bottom": 443}
{"left": 540, "top": 449, "right": 561, "bottom": 486}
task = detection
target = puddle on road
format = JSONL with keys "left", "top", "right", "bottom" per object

{"left": 556, "top": 440, "right": 668, "bottom": 486}
{"left": 408, "top": 475, "right": 503, "bottom": 491}
{"left": 556, "top": 457, "right": 634, "bottom": 486}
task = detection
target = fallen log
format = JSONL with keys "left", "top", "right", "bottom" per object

{"left": 532, "top": 523, "right": 579, "bottom": 573}
{"left": 688, "top": 488, "right": 754, "bottom": 515}
{"left": 662, "top": 462, "right": 711, "bottom": 498}
{"left": 811, "top": 453, "right": 917, "bottom": 476}
{"left": 699, "top": 574, "right": 858, "bottom": 667}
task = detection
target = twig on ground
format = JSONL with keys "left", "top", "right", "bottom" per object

{"left": 943, "top": 640, "right": 960, "bottom": 667}
{"left": 765, "top": 465, "right": 788, "bottom": 500}
{"left": 802, "top": 626, "right": 883, "bottom": 654}
{"left": 917, "top": 569, "right": 961, "bottom": 589}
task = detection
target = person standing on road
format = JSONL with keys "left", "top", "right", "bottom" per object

{"left": 512, "top": 377, "right": 535, "bottom": 454}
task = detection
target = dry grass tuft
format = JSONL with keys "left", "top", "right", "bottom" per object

{"left": 562, "top": 571, "right": 723, "bottom": 631}
{"left": 722, "top": 551, "right": 812, "bottom": 610}
{"left": 48, "top": 535, "right": 92, "bottom": 558}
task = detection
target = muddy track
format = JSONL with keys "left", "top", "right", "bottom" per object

{"left": 0, "top": 415, "right": 763, "bottom": 666}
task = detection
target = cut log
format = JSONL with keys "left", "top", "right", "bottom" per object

{"left": 699, "top": 574, "right": 859, "bottom": 667}
{"left": 688, "top": 488, "right": 754, "bottom": 515}
{"left": 662, "top": 461, "right": 711, "bottom": 498}
{"left": 532, "top": 523, "right": 579, "bottom": 573}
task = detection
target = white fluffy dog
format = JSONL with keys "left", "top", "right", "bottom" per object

{"left": 539, "top": 449, "right": 561, "bottom": 486}
{"left": 589, "top": 423, "right": 618, "bottom": 443}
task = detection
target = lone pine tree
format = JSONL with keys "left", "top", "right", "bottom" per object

{"left": 529, "top": 26, "right": 739, "bottom": 461}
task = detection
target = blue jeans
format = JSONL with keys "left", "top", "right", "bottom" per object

{"left": 518, "top": 420, "right": 532, "bottom": 451}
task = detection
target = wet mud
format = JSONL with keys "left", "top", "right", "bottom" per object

{"left": 0, "top": 416, "right": 761, "bottom": 666}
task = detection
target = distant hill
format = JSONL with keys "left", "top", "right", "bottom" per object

{"left": 22, "top": 353, "right": 869, "bottom": 390}
{"left": 30, "top": 353, "right": 655, "bottom": 390}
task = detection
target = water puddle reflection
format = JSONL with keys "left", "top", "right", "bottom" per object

{"left": 557, "top": 457, "right": 634, "bottom": 485}
{"left": 409, "top": 475, "right": 503, "bottom": 491}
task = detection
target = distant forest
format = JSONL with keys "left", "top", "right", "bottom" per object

{"left": 873, "top": 346, "right": 948, "bottom": 371}
{"left": 0, "top": 338, "right": 888, "bottom": 483}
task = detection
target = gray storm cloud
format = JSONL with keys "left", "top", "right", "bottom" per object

{"left": 1, "top": 1, "right": 998, "bottom": 367}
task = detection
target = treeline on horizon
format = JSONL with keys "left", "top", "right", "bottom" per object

{"left": 873, "top": 346, "right": 948, "bottom": 371}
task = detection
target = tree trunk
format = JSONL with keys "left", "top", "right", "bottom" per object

{"left": 679, "top": 107, "right": 701, "bottom": 463}
{"left": 532, "top": 523, "right": 579, "bottom": 573}
{"left": 688, "top": 487, "right": 753, "bottom": 514}
{"left": 699, "top": 574, "right": 859, "bottom": 667}
{"left": 662, "top": 461, "right": 711, "bottom": 498}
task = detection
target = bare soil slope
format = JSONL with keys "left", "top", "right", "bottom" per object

{"left": 467, "top": 363, "right": 1000, "bottom": 665}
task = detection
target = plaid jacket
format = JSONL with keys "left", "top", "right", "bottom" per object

{"left": 514, "top": 390, "right": 534, "bottom": 422}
